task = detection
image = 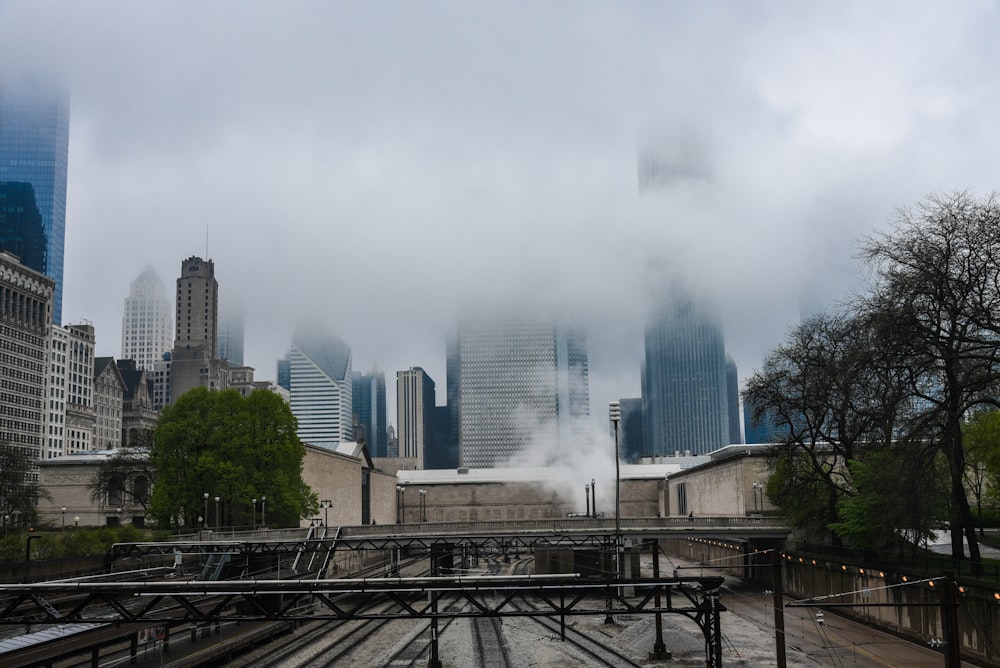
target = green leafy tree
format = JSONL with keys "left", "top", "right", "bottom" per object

{"left": 148, "top": 387, "right": 316, "bottom": 529}
{"left": 831, "top": 446, "right": 947, "bottom": 552}
{"left": 0, "top": 441, "right": 48, "bottom": 527}
{"left": 963, "top": 410, "right": 1000, "bottom": 532}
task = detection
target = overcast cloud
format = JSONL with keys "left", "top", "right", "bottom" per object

{"left": 2, "top": 1, "right": 999, "bottom": 424}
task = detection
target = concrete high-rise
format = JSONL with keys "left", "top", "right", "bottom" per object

{"left": 0, "top": 83, "right": 70, "bottom": 324}
{"left": 282, "top": 324, "right": 353, "bottom": 447}
{"left": 397, "top": 367, "right": 435, "bottom": 469}
{"left": 451, "top": 318, "right": 590, "bottom": 468}
{"left": 93, "top": 357, "right": 125, "bottom": 451}
{"left": 643, "top": 293, "right": 730, "bottom": 456}
{"left": 121, "top": 267, "right": 173, "bottom": 372}
{"left": 46, "top": 322, "right": 96, "bottom": 457}
{"left": 169, "top": 256, "right": 226, "bottom": 403}
{"left": 0, "top": 251, "right": 54, "bottom": 468}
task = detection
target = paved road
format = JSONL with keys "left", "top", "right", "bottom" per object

{"left": 657, "top": 552, "right": 982, "bottom": 667}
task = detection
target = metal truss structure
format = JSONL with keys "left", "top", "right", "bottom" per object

{"left": 0, "top": 575, "right": 727, "bottom": 666}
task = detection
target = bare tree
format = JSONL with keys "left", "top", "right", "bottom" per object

{"left": 744, "top": 310, "right": 909, "bottom": 544}
{"left": 860, "top": 191, "right": 1000, "bottom": 571}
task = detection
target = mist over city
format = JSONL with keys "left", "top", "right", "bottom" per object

{"left": 3, "top": 1, "right": 1000, "bottom": 420}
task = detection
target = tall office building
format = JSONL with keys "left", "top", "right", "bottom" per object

{"left": 619, "top": 397, "right": 646, "bottom": 463}
{"left": 217, "top": 300, "right": 244, "bottom": 365}
{"left": 0, "top": 251, "right": 54, "bottom": 470}
{"left": 397, "top": 367, "right": 435, "bottom": 468}
{"left": 0, "top": 83, "right": 70, "bottom": 324}
{"left": 45, "top": 322, "right": 97, "bottom": 458}
{"left": 121, "top": 267, "right": 173, "bottom": 372}
{"left": 725, "top": 355, "right": 742, "bottom": 445}
{"left": 643, "top": 293, "right": 730, "bottom": 456}
{"left": 352, "top": 368, "right": 386, "bottom": 457}
{"left": 169, "top": 256, "right": 227, "bottom": 402}
{"left": 281, "top": 324, "right": 353, "bottom": 447}
{"left": 451, "top": 318, "right": 590, "bottom": 468}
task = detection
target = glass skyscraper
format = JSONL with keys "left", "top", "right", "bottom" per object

{"left": 643, "top": 294, "right": 730, "bottom": 456}
{"left": 451, "top": 317, "right": 590, "bottom": 468}
{"left": 0, "top": 83, "right": 70, "bottom": 324}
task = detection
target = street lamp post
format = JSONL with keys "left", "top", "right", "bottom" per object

{"left": 321, "top": 499, "right": 331, "bottom": 527}
{"left": 2, "top": 514, "right": 8, "bottom": 539}
{"left": 607, "top": 401, "right": 622, "bottom": 625}
{"left": 73, "top": 515, "right": 79, "bottom": 529}
{"left": 252, "top": 498, "right": 257, "bottom": 529}
{"left": 591, "top": 478, "right": 596, "bottom": 518}
{"left": 419, "top": 489, "right": 426, "bottom": 522}
{"left": 215, "top": 496, "right": 221, "bottom": 530}
{"left": 61, "top": 506, "right": 66, "bottom": 531}
{"left": 203, "top": 493, "right": 209, "bottom": 529}
{"left": 261, "top": 496, "right": 266, "bottom": 528}
{"left": 396, "top": 486, "right": 405, "bottom": 523}
{"left": 585, "top": 483, "right": 590, "bottom": 517}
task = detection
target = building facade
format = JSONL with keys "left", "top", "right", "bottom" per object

{"left": 64, "top": 323, "right": 96, "bottom": 456}
{"left": 117, "top": 359, "right": 158, "bottom": 447}
{"left": 396, "top": 367, "right": 435, "bottom": 469}
{"left": 450, "top": 318, "right": 590, "bottom": 468}
{"left": 643, "top": 293, "right": 730, "bottom": 456}
{"left": 282, "top": 324, "right": 353, "bottom": 447}
{"left": 169, "top": 256, "right": 227, "bottom": 403}
{"left": 120, "top": 266, "right": 173, "bottom": 372}
{"left": 0, "top": 83, "right": 70, "bottom": 324}
{"left": 0, "top": 251, "right": 53, "bottom": 472}
{"left": 92, "top": 357, "right": 124, "bottom": 451}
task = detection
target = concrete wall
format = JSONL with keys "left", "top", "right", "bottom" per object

{"left": 37, "top": 459, "right": 130, "bottom": 528}
{"left": 662, "top": 538, "right": 1000, "bottom": 666}
{"left": 664, "top": 451, "right": 773, "bottom": 517}
{"left": 407, "top": 481, "right": 576, "bottom": 523}
{"left": 300, "top": 444, "right": 363, "bottom": 527}
{"left": 369, "top": 469, "right": 397, "bottom": 526}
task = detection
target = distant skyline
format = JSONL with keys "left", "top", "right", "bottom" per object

{"left": 1, "top": 2, "right": 998, "bottom": 426}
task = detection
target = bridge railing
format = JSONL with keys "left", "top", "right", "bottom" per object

{"left": 340, "top": 516, "right": 788, "bottom": 538}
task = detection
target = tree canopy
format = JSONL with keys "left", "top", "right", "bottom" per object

{"left": 148, "top": 387, "right": 316, "bottom": 529}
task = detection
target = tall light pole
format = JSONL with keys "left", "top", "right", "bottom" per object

{"left": 585, "top": 483, "right": 590, "bottom": 518}
{"left": 321, "top": 499, "right": 331, "bottom": 527}
{"left": 591, "top": 478, "right": 596, "bottom": 518}
{"left": 203, "top": 492, "right": 209, "bottom": 529}
{"left": 252, "top": 498, "right": 257, "bottom": 529}
{"left": 215, "top": 496, "right": 221, "bottom": 530}
{"left": 752, "top": 482, "right": 760, "bottom": 513}
{"left": 396, "top": 486, "right": 405, "bottom": 523}
{"left": 609, "top": 401, "right": 622, "bottom": 553}
{"left": 261, "top": 496, "right": 267, "bottom": 528}
{"left": 419, "top": 489, "right": 426, "bottom": 522}
{"left": 607, "top": 401, "right": 622, "bottom": 626}
{"left": 61, "top": 506, "right": 66, "bottom": 531}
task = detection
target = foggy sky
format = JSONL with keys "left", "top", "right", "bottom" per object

{"left": 2, "top": 1, "right": 999, "bottom": 427}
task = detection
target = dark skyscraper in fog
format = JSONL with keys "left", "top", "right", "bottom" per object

{"left": 353, "top": 368, "right": 387, "bottom": 457}
{"left": 0, "top": 83, "right": 70, "bottom": 324}
{"left": 643, "top": 293, "right": 729, "bottom": 456}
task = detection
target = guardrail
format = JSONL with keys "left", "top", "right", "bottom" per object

{"left": 340, "top": 516, "right": 789, "bottom": 537}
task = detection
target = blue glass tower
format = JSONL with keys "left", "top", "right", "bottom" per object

{"left": 643, "top": 294, "right": 730, "bottom": 456}
{"left": 0, "top": 83, "right": 70, "bottom": 324}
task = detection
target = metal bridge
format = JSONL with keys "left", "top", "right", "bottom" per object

{"left": 0, "top": 517, "right": 788, "bottom": 667}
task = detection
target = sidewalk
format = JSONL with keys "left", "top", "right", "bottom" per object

{"left": 926, "top": 530, "right": 1000, "bottom": 559}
